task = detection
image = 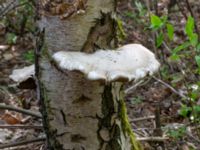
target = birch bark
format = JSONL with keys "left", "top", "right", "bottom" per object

{"left": 37, "top": 0, "right": 141, "bottom": 149}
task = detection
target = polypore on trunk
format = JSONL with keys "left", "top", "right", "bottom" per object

{"left": 37, "top": 43, "right": 159, "bottom": 149}
{"left": 53, "top": 44, "right": 160, "bottom": 82}
{"left": 9, "top": 65, "right": 36, "bottom": 89}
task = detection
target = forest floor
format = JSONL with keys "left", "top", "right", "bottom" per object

{"left": 0, "top": 0, "right": 200, "bottom": 149}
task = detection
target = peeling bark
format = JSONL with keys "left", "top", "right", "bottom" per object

{"left": 37, "top": 0, "right": 142, "bottom": 149}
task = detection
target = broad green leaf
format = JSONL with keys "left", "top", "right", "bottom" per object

{"left": 195, "top": 55, "right": 200, "bottom": 68}
{"left": 150, "top": 14, "right": 163, "bottom": 29}
{"left": 156, "top": 32, "right": 164, "bottom": 48}
{"left": 185, "top": 16, "right": 194, "bottom": 37}
{"left": 189, "top": 33, "right": 198, "bottom": 46}
{"left": 166, "top": 23, "right": 174, "bottom": 40}
{"left": 172, "top": 42, "right": 190, "bottom": 53}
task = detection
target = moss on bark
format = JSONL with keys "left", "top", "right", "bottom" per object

{"left": 119, "top": 98, "right": 143, "bottom": 150}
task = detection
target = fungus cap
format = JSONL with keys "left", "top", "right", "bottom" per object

{"left": 9, "top": 65, "right": 34, "bottom": 82}
{"left": 53, "top": 44, "right": 160, "bottom": 82}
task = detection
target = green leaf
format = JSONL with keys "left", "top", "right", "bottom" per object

{"left": 170, "top": 54, "right": 180, "bottom": 61}
{"left": 197, "top": 43, "right": 200, "bottom": 51}
{"left": 160, "top": 65, "right": 170, "bottom": 79}
{"left": 185, "top": 16, "right": 194, "bottom": 37}
{"left": 167, "top": 127, "right": 186, "bottom": 139}
{"left": 172, "top": 42, "right": 190, "bottom": 53}
{"left": 195, "top": 55, "right": 200, "bottom": 68}
{"left": 189, "top": 33, "right": 198, "bottom": 46}
{"left": 166, "top": 23, "right": 174, "bottom": 40}
{"left": 116, "top": 19, "right": 126, "bottom": 40}
{"left": 193, "top": 105, "right": 200, "bottom": 113}
{"left": 135, "top": 1, "right": 146, "bottom": 16}
{"left": 6, "top": 33, "right": 17, "bottom": 44}
{"left": 156, "top": 32, "right": 164, "bottom": 48}
{"left": 179, "top": 105, "right": 191, "bottom": 118}
{"left": 130, "top": 96, "right": 143, "bottom": 105}
{"left": 150, "top": 14, "right": 163, "bottom": 29}
{"left": 23, "top": 50, "right": 34, "bottom": 63}
{"left": 189, "top": 91, "right": 198, "bottom": 101}
{"left": 161, "top": 15, "right": 168, "bottom": 24}
{"left": 124, "top": 11, "right": 136, "bottom": 19}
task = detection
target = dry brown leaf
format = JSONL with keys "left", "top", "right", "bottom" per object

{"left": 1, "top": 111, "right": 22, "bottom": 125}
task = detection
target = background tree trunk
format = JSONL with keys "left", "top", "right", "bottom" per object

{"left": 37, "top": 0, "right": 142, "bottom": 149}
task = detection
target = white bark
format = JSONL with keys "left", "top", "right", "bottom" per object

{"left": 38, "top": 0, "right": 141, "bottom": 149}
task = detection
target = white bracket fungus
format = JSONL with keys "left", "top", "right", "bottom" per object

{"left": 53, "top": 44, "right": 160, "bottom": 82}
{"left": 9, "top": 65, "right": 34, "bottom": 82}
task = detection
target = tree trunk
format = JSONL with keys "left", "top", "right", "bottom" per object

{"left": 37, "top": 0, "right": 142, "bottom": 149}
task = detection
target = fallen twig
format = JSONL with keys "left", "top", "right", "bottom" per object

{"left": 124, "top": 80, "right": 144, "bottom": 94}
{"left": 0, "top": 2, "right": 29, "bottom": 18}
{"left": 191, "top": 124, "right": 200, "bottom": 130}
{"left": 186, "top": 131, "right": 200, "bottom": 144}
{"left": 137, "top": 136, "right": 169, "bottom": 142}
{"left": 134, "top": 128, "right": 155, "bottom": 131}
{"left": 0, "top": 125, "right": 43, "bottom": 130}
{"left": 0, "top": 137, "right": 46, "bottom": 149}
{"left": 130, "top": 115, "right": 155, "bottom": 122}
{"left": 0, "top": 103, "right": 42, "bottom": 118}
{"left": 152, "top": 76, "right": 188, "bottom": 99}
{"left": 125, "top": 78, "right": 152, "bottom": 94}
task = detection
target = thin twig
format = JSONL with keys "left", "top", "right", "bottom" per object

{"left": 130, "top": 115, "right": 155, "bottom": 122}
{"left": 137, "top": 136, "right": 169, "bottom": 142}
{"left": 154, "top": 104, "right": 165, "bottom": 149}
{"left": 176, "top": 0, "right": 188, "bottom": 19}
{"left": 0, "top": 1, "right": 15, "bottom": 15}
{"left": 152, "top": 76, "right": 188, "bottom": 99}
{"left": 0, "top": 137, "right": 46, "bottom": 149}
{"left": 162, "top": 40, "right": 171, "bottom": 53}
{"left": 124, "top": 80, "right": 144, "bottom": 94}
{"left": 186, "top": 132, "right": 200, "bottom": 144}
{"left": 134, "top": 128, "right": 155, "bottom": 131}
{"left": 125, "top": 78, "right": 152, "bottom": 94}
{"left": 0, "top": 2, "right": 29, "bottom": 18}
{"left": 191, "top": 124, "right": 200, "bottom": 130}
{"left": 154, "top": 104, "right": 162, "bottom": 136}
{"left": 0, "top": 125, "right": 43, "bottom": 130}
{"left": 0, "top": 103, "right": 42, "bottom": 118}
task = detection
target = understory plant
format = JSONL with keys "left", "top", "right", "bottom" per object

{"left": 150, "top": 13, "right": 200, "bottom": 134}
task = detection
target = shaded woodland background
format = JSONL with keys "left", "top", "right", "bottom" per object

{"left": 0, "top": 0, "right": 200, "bottom": 149}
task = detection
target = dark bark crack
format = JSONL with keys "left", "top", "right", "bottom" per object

{"left": 60, "top": 109, "right": 68, "bottom": 126}
{"left": 71, "top": 134, "right": 87, "bottom": 142}
{"left": 72, "top": 94, "right": 92, "bottom": 104}
{"left": 81, "top": 12, "right": 116, "bottom": 53}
